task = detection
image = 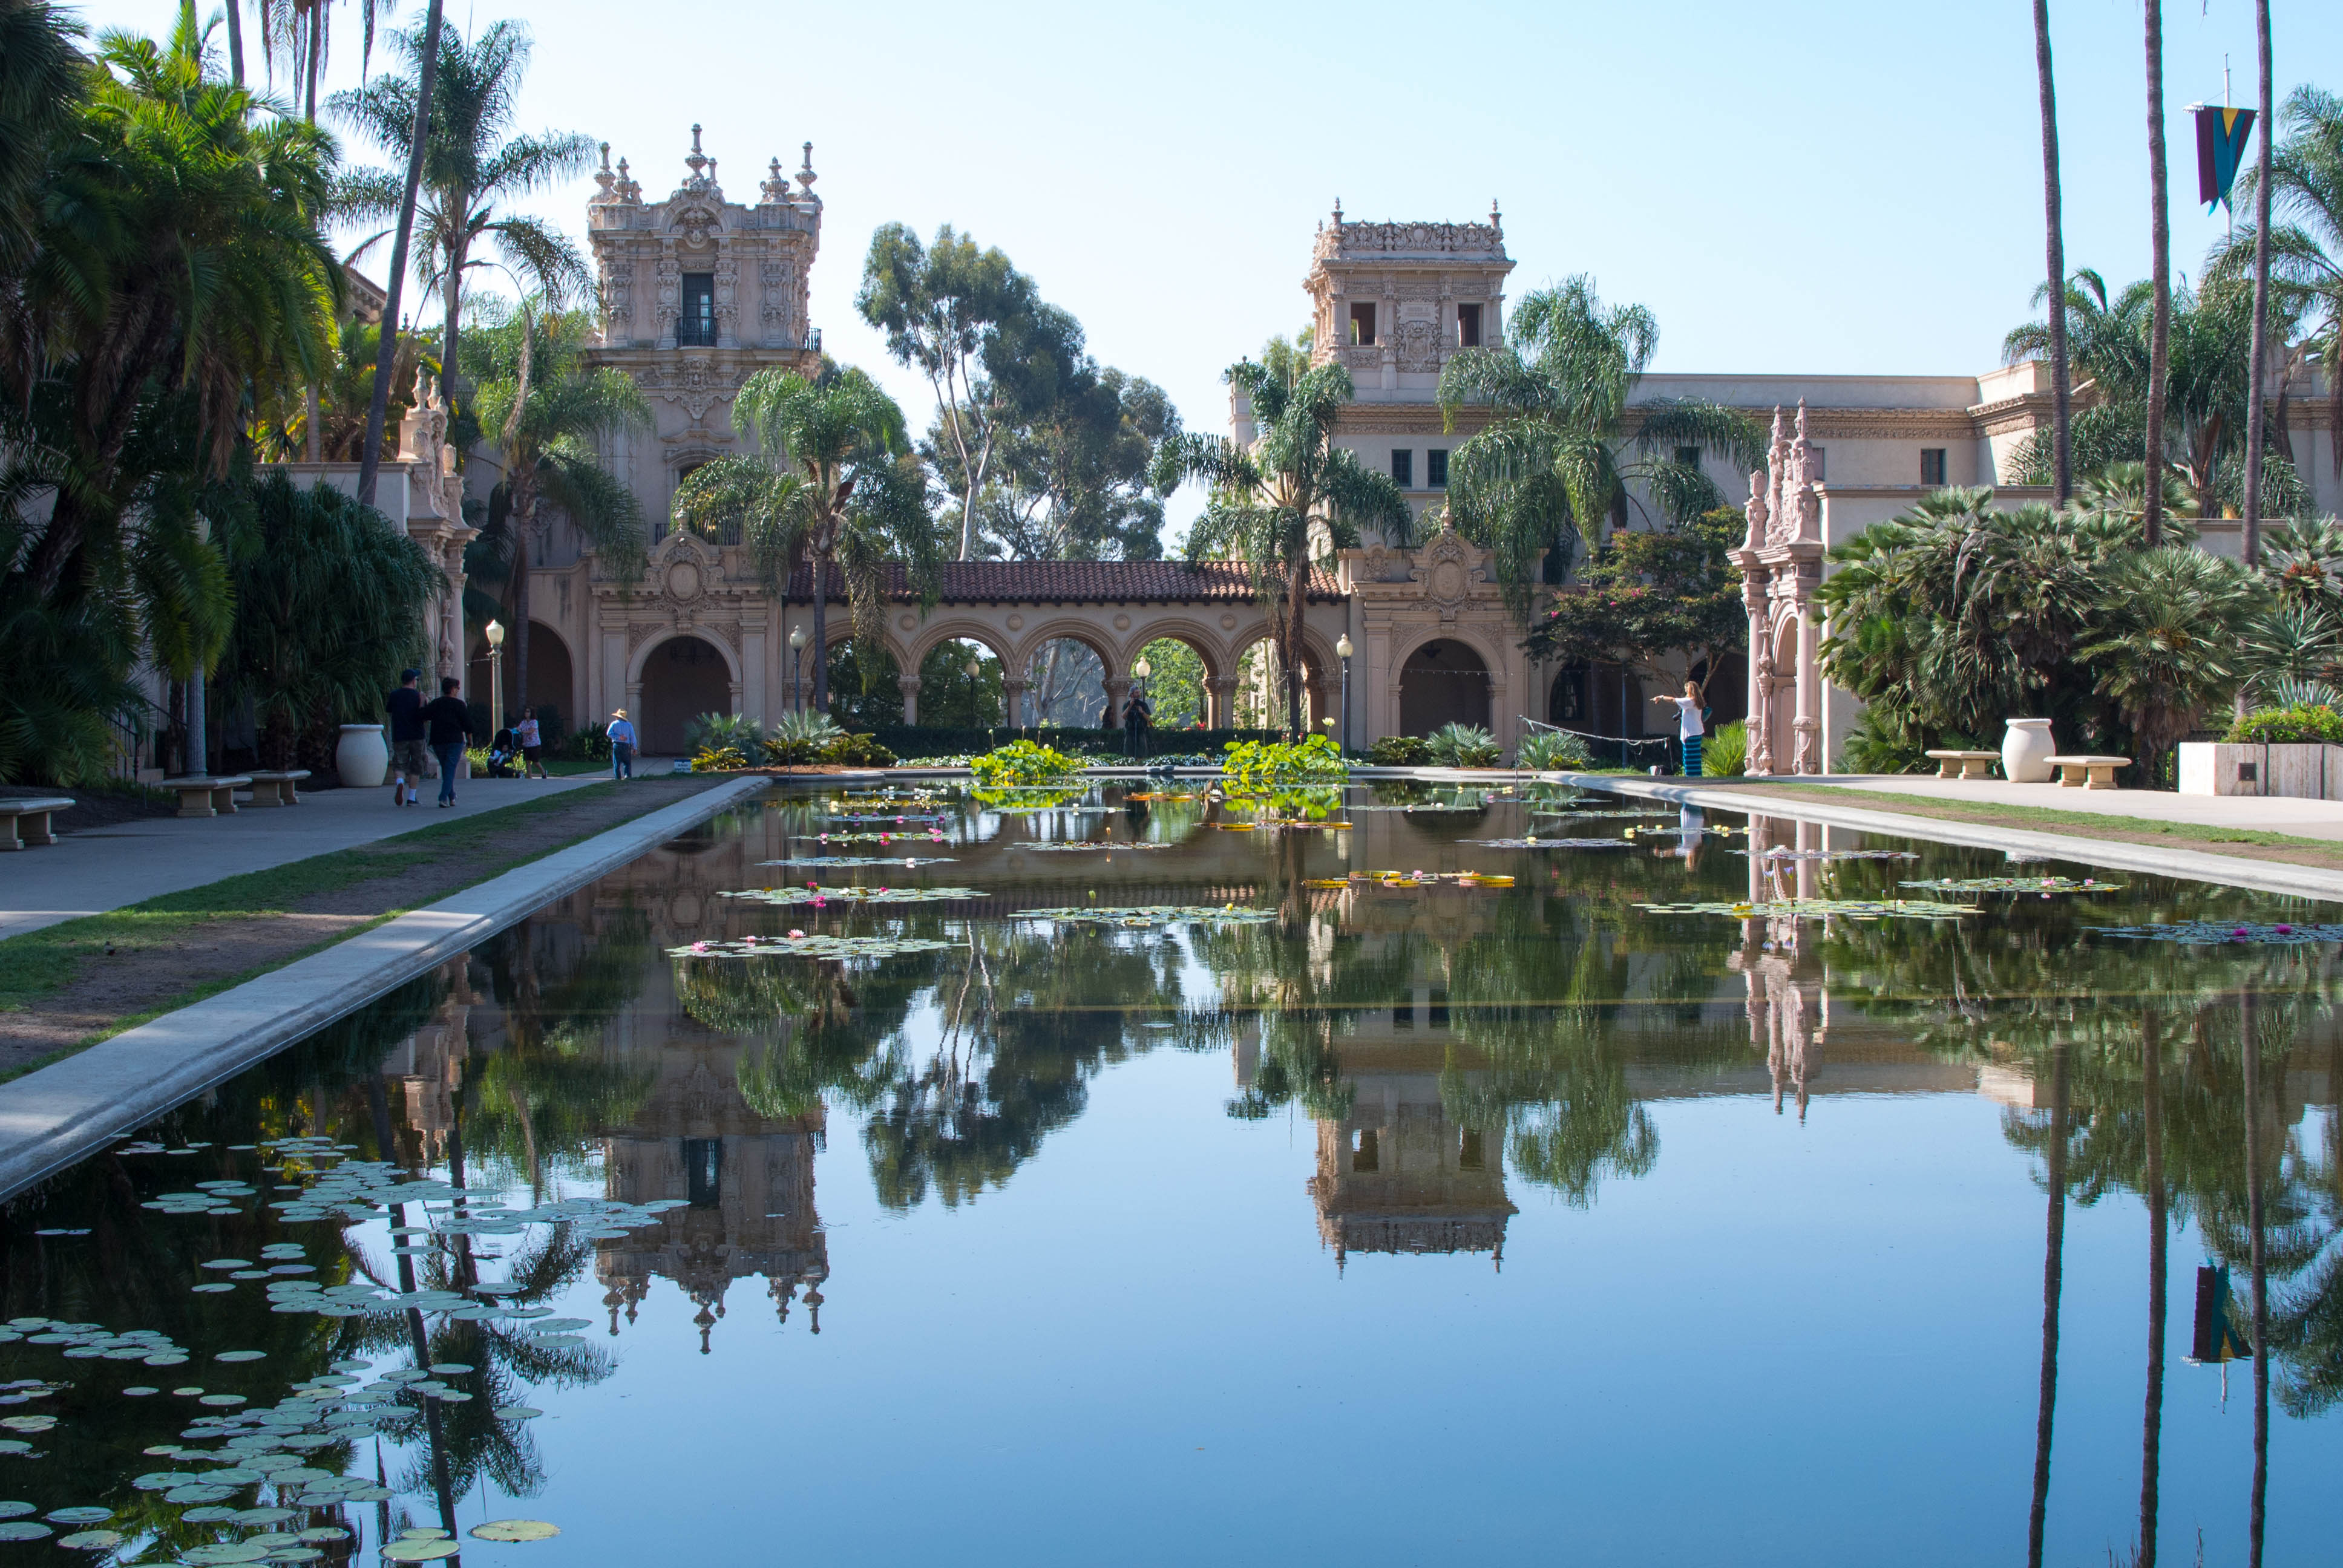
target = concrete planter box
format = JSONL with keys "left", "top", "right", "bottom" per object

{"left": 2178, "top": 741, "right": 2343, "bottom": 799}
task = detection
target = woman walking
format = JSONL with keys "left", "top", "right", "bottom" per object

{"left": 1651, "top": 680, "right": 1706, "bottom": 778}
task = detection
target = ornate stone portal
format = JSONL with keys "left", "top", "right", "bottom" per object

{"left": 1735, "top": 404, "right": 1827, "bottom": 776}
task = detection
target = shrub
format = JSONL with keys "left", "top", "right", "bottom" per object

{"left": 691, "top": 745, "right": 752, "bottom": 772}
{"left": 1515, "top": 730, "right": 1592, "bottom": 771}
{"left": 764, "top": 710, "right": 845, "bottom": 765}
{"left": 2226, "top": 704, "right": 2343, "bottom": 745}
{"left": 822, "top": 733, "right": 897, "bottom": 768}
{"left": 686, "top": 711, "right": 767, "bottom": 756}
{"left": 566, "top": 728, "right": 611, "bottom": 762}
{"left": 1426, "top": 722, "right": 1502, "bottom": 768}
{"left": 1368, "top": 735, "right": 1432, "bottom": 766}
{"left": 970, "top": 738, "right": 1086, "bottom": 785}
{"left": 1222, "top": 733, "right": 1349, "bottom": 793}
{"left": 1702, "top": 721, "right": 1748, "bottom": 777}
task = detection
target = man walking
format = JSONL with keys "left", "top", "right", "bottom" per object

{"left": 607, "top": 708, "right": 637, "bottom": 780}
{"left": 386, "top": 669, "right": 426, "bottom": 806}
{"left": 515, "top": 710, "right": 547, "bottom": 779}
{"left": 420, "top": 677, "right": 473, "bottom": 808}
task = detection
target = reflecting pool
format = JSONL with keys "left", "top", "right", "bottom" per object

{"left": 4, "top": 781, "right": 2341, "bottom": 1565}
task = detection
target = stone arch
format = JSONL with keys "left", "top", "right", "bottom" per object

{"left": 1397, "top": 635, "right": 1493, "bottom": 736}
{"left": 1011, "top": 619, "right": 1122, "bottom": 729}
{"left": 631, "top": 629, "right": 741, "bottom": 754}
{"left": 1225, "top": 624, "right": 1343, "bottom": 731}
{"left": 1124, "top": 620, "right": 1226, "bottom": 731}
{"left": 905, "top": 619, "right": 1015, "bottom": 675}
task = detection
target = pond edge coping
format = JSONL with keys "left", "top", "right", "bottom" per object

{"left": 0, "top": 775, "right": 770, "bottom": 1203}
{"left": 1552, "top": 773, "right": 2343, "bottom": 903}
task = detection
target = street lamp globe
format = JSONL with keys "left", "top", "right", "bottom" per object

{"left": 788, "top": 625, "right": 807, "bottom": 652}
{"left": 1133, "top": 658, "right": 1151, "bottom": 680}
{"left": 965, "top": 654, "right": 982, "bottom": 680}
{"left": 1335, "top": 634, "right": 1352, "bottom": 659}
{"left": 485, "top": 619, "right": 505, "bottom": 648}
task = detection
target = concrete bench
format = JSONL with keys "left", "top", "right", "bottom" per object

{"left": 2046, "top": 755, "right": 2131, "bottom": 790}
{"left": 163, "top": 775, "right": 254, "bottom": 818}
{"left": 1924, "top": 750, "right": 2001, "bottom": 780}
{"left": 0, "top": 797, "right": 73, "bottom": 851}
{"left": 243, "top": 769, "right": 312, "bottom": 806}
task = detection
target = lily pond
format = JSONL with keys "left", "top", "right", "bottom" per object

{"left": 4, "top": 780, "right": 2341, "bottom": 1565}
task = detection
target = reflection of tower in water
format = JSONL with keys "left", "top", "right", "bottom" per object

{"left": 1732, "top": 815, "right": 1830, "bottom": 1122}
{"left": 597, "top": 1040, "right": 830, "bottom": 1354}
{"left": 1310, "top": 1099, "right": 1515, "bottom": 1272}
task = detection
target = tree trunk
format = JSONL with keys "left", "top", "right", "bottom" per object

{"left": 223, "top": 0, "right": 244, "bottom": 85}
{"left": 811, "top": 547, "right": 831, "bottom": 713}
{"left": 2143, "top": 0, "right": 2171, "bottom": 546}
{"left": 2240, "top": 990, "right": 2269, "bottom": 1568}
{"left": 1282, "top": 555, "right": 1307, "bottom": 740}
{"left": 2137, "top": 1010, "right": 2166, "bottom": 1568}
{"left": 2025, "top": 1040, "right": 2069, "bottom": 1568}
{"left": 2033, "top": 0, "right": 2072, "bottom": 506}
{"left": 442, "top": 241, "right": 467, "bottom": 419}
{"left": 303, "top": 8, "right": 321, "bottom": 125}
{"left": 358, "top": 0, "right": 445, "bottom": 508}
{"left": 2240, "top": 0, "right": 2275, "bottom": 566}
{"left": 510, "top": 514, "right": 531, "bottom": 733}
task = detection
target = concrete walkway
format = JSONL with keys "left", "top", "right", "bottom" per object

{"left": 1720, "top": 773, "right": 2343, "bottom": 841}
{"left": 0, "top": 774, "right": 607, "bottom": 941}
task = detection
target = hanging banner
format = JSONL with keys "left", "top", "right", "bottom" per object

{"left": 2195, "top": 105, "right": 2258, "bottom": 214}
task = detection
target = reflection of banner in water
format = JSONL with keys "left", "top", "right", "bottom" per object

{"left": 2189, "top": 1262, "right": 2252, "bottom": 1363}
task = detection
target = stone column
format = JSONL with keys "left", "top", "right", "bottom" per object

{"left": 896, "top": 673, "right": 922, "bottom": 727}
{"left": 1380, "top": 278, "right": 1398, "bottom": 391}
{"left": 1207, "top": 676, "right": 1238, "bottom": 730}
{"left": 741, "top": 629, "right": 768, "bottom": 727}
{"left": 1001, "top": 678, "right": 1029, "bottom": 728}
{"left": 1793, "top": 612, "right": 1821, "bottom": 775}
{"left": 1101, "top": 678, "right": 1130, "bottom": 734}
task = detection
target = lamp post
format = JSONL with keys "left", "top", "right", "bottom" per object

{"left": 967, "top": 653, "right": 986, "bottom": 744}
{"left": 1335, "top": 634, "right": 1353, "bottom": 755}
{"left": 788, "top": 624, "right": 808, "bottom": 714}
{"left": 1130, "top": 656, "right": 1151, "bottom": 759}
{"left": 484, "top": 619, "right": 506, "bottom": 743}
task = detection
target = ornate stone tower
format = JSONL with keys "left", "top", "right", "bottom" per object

{"left": 582, "top": 126, "right": 825, "bottom": 526}
{"left": 1303, "top": 203, "right": 1512, "bottom": 396}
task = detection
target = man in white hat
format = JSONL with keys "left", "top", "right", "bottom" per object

{"left": 606, "top": 708, "right": 637, "bottom": 780}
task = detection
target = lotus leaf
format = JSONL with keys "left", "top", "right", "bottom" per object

{"left": 670, "top": 935, "right": 962, "bottom": 959}
{"left": 471, "top": 1520, "right": 560, "bottom": 1542}
{"left": 1636, "top": 897, "right": 1976, "bottom": 922}
{"left": 716, "top": 886, "right": 987, "bottom": 904}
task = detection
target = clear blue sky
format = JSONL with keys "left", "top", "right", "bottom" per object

{"left": 71, "top": 1, "right": 2343, "bottom": 457}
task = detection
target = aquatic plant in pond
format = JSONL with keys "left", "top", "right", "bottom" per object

{"left": 1637, "top": 897, "right": 1977, "bottom": 921}
{"left": 2089, "top": 920, "right": 2343, "bottom": 944}
{"left": 1900, "top": 876, "right": 2123, "bottom": 893}
{"left": 1014, "top": 906, "right": 1277, "bottom": 929}
{"left": 673, "top": 934, "right": 965, "bottom": 959}
{"left": 757, "top": 856, "right": 958, "bottom": 868}
{"left": 1466, "top": 837, "right": 1632, "bottom": 849}
{"left": 717, "top": 886, "right": 989, "bottom": 904}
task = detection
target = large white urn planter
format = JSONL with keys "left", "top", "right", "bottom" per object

{"left": 337, "top": 724, "right": 389, "bottom": 788}
{"left": 2002, "top": 718, "right": 2057, "bottom": 784}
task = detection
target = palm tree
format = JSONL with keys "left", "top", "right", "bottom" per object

{"left": 2211, "top": 88, "right": 2343, "bottom": 506}
{"left": 355, "top": 0, "right": 443, "bottom": 509}
{"left": 468, "top": 302, "right": 650, "bottom": 720}
{"left": 2079, "top": 546, "right": 2260, "bottom": 780}
{"left": 672, "top": 367, "right": 936, "bottom": 713}
{"left": 2143, "top": 0, "right": 2171, "bottom": 548}
{"left": 2238, "top": 0, "right": 2275, "bottom": 569}
{"left": 2032, "top": 0, "right": 2073, "bottom": 504}
{"left": 332, "top": 17, "right": 593, "bottom": 421}
{"left": 1153, "top": 359, "right": 1411, "bottom": 737}
{"left": 1434, "top": 276, "right": 1763, "bottom": 623}
{"left": 0, "top": 0, "right": 82, "bottom": 275}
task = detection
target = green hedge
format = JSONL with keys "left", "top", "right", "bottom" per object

{"left": 2226, "top": 704, "right": 2343, "bottom": 745}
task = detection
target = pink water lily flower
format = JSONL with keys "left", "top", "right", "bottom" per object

{"left": 788, "top": 929, "right": 805, "bottom": 939}
{"left": 689, "top": 942, "right": 711, "bottom": 953}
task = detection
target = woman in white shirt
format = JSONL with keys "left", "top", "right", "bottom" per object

{"left": 1650, "top": 680, "right": 1705, "bottom": 777}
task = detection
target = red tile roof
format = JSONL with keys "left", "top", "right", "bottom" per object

{"left": 784, "top": 560, "right": 1344, "bottom": 604}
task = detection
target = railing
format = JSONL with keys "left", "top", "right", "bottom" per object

{"left": 674, "top": 318, "right": 716, "bottom": 347}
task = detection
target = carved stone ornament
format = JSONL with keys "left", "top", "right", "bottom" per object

{"left": 1412, "top": 524, "right": 1475, "bottom": 615}
{"left": 628, "top": 621, "right": 662, "bottom": 653}
{"left": 1395, "top": 316, "right": 1439, "bottom": 373}
{"left": 649, "top": 529, "right": 721, "bottom": 606}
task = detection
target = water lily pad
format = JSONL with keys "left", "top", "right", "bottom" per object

{"left": 491, "top": 1406, "right": 542, "bottom": 1420}
{"left": 200, "top": 1259, "right": 251, "bottom": 1270}
{"left": 190, "top": 1283, "right": 236, "bottom": 1295}
{"left": 197, "top": 1394, "right": 246, "bottom": 1406}
{"left": 296, "top": 1530, "right": 350, "bottom": 1544}
{"left": 57, "top": 1529, "right": 123, "bottom": 1549}
{"left": 45, "top": 1508, "right": 111, "bottom": 1524}
{"left": 265, "top": 1550, "right": 323, "bottom": 1564}
{"left": 122, "top": 1386, "right": 159, "bottom": 1397}
{"left": 398, "top": 1530, "right": 452, "bottom": 1541}
{"left": 179, "top": 1506, "right": 241, "bottom": 1523}
{"left": 0, "top": 1503, "right": 31, "bottom": 1520}
{"left": 232, "top": 1508, "right": 298, "bottom": 1524}
{"left": 1017, "top": 904, "right": 1275, "bottom": 929}
{"left": 0, "top": 1441, "right": 30, "bottom": 1455}
{"left": 214, "top": 1351, "right": 266, "bottom": 1363}
{"left": 180, "top": 1546, "right": 269, "bottom": 1566}
{"left": 163, "top": 1484, "right": 235, "bottom": 1503}
{"left": 340, "top": 1485, "right": 393, "bottom": 1501}
{"left": 425, "top": 1363, "right": 472, "bottom": 1375}
{"left": 0, "top": 1522, "right": 51, "bottom": 1541}
{"left": 471, "top": 1519, "right": 560, "bottom": 1542}
{"left": 669, "top": 933, "right": 962, "bottom": 960}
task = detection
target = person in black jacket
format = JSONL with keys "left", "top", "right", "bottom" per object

{"left": 385, "top": 669, "right": 425, "bottom": 806}
{"left": 418, "top": 677, "right": 472, "bottom": 808}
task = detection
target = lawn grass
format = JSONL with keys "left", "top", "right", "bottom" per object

{"left": 1676, "top": 780, "right": 2343, "bottom": 860}
{"left": 0, "top": 779, "right": 639, "bottom": 1024}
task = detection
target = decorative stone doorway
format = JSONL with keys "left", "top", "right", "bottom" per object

{"left": 1399, "top": 639, "right": 1490, "bottom": 736}
{"left": 642, "top": 635, "right": 732, "bottom": 754}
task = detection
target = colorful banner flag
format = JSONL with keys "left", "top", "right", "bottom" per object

{"left": 2195, "top": 105, "right": 2259, "bottom": 214}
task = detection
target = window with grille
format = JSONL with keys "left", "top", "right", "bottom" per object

{"left": 1921, "top": 448, "right": 1947, "bottom": 486}
{"left": 1427, "top": 449, "right": 1448, "bottom": 488}
{"left": 678, "top": 273, "right": 715, "bottom": 345}
{"left": 1391, "top": 449, "right": 1413, "bottom": 488}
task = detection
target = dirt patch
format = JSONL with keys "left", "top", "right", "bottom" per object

{"left": 0, "top": 775, "right": 733, "bottom": 1074}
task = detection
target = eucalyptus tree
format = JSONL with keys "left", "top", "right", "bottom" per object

{"left": 332, "top": 17, "right": 594, "bottom": 420}
{"left": 467, "top": 302, "right": 651, "bottom": 716}
{"left": 1153, "top": 358, "right": 1411, "bottom": 737}
{"left": 672, "top": 367, "right": 937, "bottom": 711}
{"left": 1435, "top": 276, "right": 1762, "bottom": 623}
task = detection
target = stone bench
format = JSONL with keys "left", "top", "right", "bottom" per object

{"left": 1924, "top": 750, "right": 2001, "bottom": 780}
{"left": 243, "top": 769, "right": 312, "bottom": 806}
{"left": 163, "top": 775, "right": 254, "bottom": 818}
{"left": 2046, "top": 755, "right": 2131, "bottom": 790}
{"left": 0, "top": 797, "right": 73, "bottom": 851}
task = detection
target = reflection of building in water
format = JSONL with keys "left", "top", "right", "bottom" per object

{"left": 379, "top": 980, "right": 474, "bottom": 1166}
{"left": 1311, "top": 1087, "right": 1514, "bottom": 1272}
{"left": 597, "top": 1036, "right": 828, "bottom": 1354}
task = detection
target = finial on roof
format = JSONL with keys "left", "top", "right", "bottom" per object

{"left": 686, "top": 123, "right": 709, "bottom": 182}
{"left": 1489, "top": 197, "right": 1502, "bottom": 229}
{"left": 1332, "top": 197, "right": 1343, "bottom": 223}
{"left": 798, "top": 141, "right": 818, "bottom": 195}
